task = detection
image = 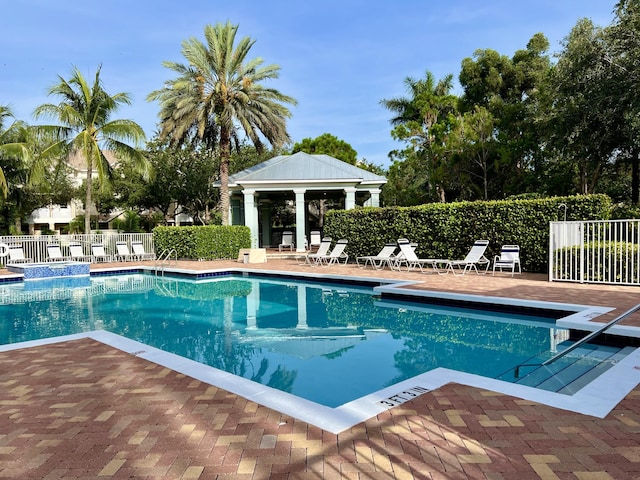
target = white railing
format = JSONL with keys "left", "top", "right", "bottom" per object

{"left": 0, "top": 233, "right": 155, "bottom": 265}
{"left": 549, "top": 219, "right": 640, "bottom": 285}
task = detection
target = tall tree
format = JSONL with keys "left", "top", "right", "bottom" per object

{"left": 34, "top": 66, "right": 150, "bottom": 233}
{"left": 539, "top": 19, "right": 616, "bottom": 195}
{"left": 606, "top": 0, "right": 640, "bottom": 203}
{"left": 0, "top": 106, "right": 33, "bottom": 199}
{"left": 380, "top": 71, "right": 459, "bottom": 203}
{"left": 459, "top": 34, "right": 551, "bottom": 196}
{"left": 292, "top": 133, "right": 358, "bottom": 164}
{"left": 148, "top": 21, "right": 297, "bottom": 225}
{"left": 452, "top": 106, "right": 496, "bottom": 200}
{"left": 0, "top": 107, "right": 62, "bottom": 233}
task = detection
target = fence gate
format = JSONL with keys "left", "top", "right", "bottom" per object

{"left": 549, "top": 219, "right": 640, "bottom": 285}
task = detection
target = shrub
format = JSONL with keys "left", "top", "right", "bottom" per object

{"left": 153, "top": 225, "right": 251, "bottom": 260}
{"left": 323, "top": 194, "right": 611, "bottom": 273}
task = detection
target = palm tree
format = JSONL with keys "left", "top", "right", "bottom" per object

{"left": 148, "top": 21, "right": 297, "bottom": 225}
{"left": 34, "top": 66, "right": 151, "bottom": 233}
{"left": 0, "top": 105, "right": 33, "bottom": 199}
{"left": 381, "top": 71, "right": 459, "bottom": 202}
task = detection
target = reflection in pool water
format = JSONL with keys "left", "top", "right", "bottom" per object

{"left": 0, "top": 273, "right": 588, "bottom": 407}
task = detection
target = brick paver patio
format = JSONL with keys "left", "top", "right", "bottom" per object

{"left": 1, "top": 257, "right": 640, "bottom": 479}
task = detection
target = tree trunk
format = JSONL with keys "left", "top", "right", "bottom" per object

{"left": 219, "top": 130, "right": 231, "bottom": 225}
{"left": 632, "top": 149, "right": 639, "bottom": 205}
{"left": 85, "top": 155, "right": 93, "bottom": 234}
{"left": 580, "top": 162, "right": 589, "bottom": 194}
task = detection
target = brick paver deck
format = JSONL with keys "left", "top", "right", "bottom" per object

{"left": 1, "top": 257, "right": 640, "bottom": 479}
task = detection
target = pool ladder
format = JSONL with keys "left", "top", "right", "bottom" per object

{"left": 154, "top": 248, "right": 177, "bottom": 276}
{"left": 514, "top": 303, "right": 640, "bottom": 378}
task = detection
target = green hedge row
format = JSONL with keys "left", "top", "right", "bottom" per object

{"left": 153, "top": 225, "right": 251, "bottom": 260}
{"left": 323, "top": 194, "right": 611, "bottom": 273}
{"left": 555, "top": 241, "right": 640, "bottom": 283}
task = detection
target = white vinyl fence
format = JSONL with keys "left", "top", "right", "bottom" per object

{"left": 0, "top": 232, "right": 154, "bottom": 265}
{"left": 549, "top": 219, "right": 640, "bottom": 285}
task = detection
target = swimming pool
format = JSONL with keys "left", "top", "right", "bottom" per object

{"left": 1, "top": 269, "right": 639, "bottom": 433}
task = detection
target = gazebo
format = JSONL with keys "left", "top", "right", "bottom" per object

{"left": 224, "top": 152, "right": 387, "bottom": 251}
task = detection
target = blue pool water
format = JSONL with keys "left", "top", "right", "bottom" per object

{"left": 0, "top": 273, "right": 613, "bottom": 407}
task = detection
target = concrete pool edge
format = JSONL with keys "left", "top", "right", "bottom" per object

{"left": 2, "top": 330, "right": 640, "bottom": 434}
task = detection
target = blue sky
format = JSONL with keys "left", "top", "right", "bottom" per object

{"left": 2, "top": 1, "right": 616, "bottom": 168}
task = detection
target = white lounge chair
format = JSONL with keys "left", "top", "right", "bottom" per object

{"left": 309, "top": 231, "right": 322, "bottom": 250}
{"left": 46, "top": 243, "right": 68, "bottom": 262}
{"left": 91, "top": 243, "right": 113, "bottom": 263}
{"left": 131, "top": 241, "right": 155, "bottom": 260}
{"left": 303, "top": 237, "right": 332, "bottom": 265}
{"left": 115, "top": 241, "right": 136, "bottom": 262}
{"left": 443, "top": 240, "right": 491, "bottom": 275}
{"left": 318, "top": 239, "right": 349, "bottom": 266}
{"left": 69, "top": 242, "right": 91, "bottom": 262}
{"left": 393, "top": 239, "right": 441, "bottom": 273}
{"left": 7, "top": 244, "right": 31, "bottom": 264}
{"left": 356, "top": 243, "right": 397, "bottom": 269}
{"left": 278, "top": 231, "right": 294, "bottom": 252}
{"left": 493, "top": 245, "right": 521, "bottom": 276}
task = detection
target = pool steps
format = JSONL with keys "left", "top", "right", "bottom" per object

{"left": 498, "top": 342, "right": 633, "bottom": 394}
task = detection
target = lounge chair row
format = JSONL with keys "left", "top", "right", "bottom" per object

{"left": 4, "top": 241, "right": 155, "bottom": 264}
{"left": 54, "top": 241, "right": 155, "bottom": 263}
{"left": 302, "top": 238, "right": 349, "bottom": 266}
{"left": 357, "top": 239, "right": 521, "bottom": 276}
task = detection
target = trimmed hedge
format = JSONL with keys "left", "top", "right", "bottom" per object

{"left": 153, "top": 225, "right": 251, "bottom": 260}
{"left": 323, "top": 194, "right": 611, "bottom": 273}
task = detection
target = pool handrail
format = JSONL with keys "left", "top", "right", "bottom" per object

{"left": 154, "top": 248, "right": 177, "bottom": 276}
{"left": 514, "top": 303, "right": 640, "bottom": 378}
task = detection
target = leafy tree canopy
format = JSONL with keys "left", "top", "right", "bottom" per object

{"left": 291, "top": 133, "right": 358, "bottom": 165}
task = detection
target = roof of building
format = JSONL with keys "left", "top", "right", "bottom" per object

{"left": 226, "top": 152, "right": 386, "bottom": 186}
{"left": 67, "top": 150, "right": 120, "bottom": 172}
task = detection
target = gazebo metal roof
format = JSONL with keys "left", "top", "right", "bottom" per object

{"left": 226, "top": 151, "right": 386, "bottom": 186}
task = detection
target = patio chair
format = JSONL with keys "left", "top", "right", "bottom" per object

{"left": 91, "top": 243, "right": 113, "bottom": 263}
{"left": 46, "top": 243, "right": 68, "bottom": 262}
{"left": 492, "top": 245, "right": 521, "bottom": 276}
{"left": 7, "top": 244, "right": 32, "bottom": 264}
{"left": 356, "top": 243, "right": 397, "bottom": 269}
{"left": 317, "top": 239, "right": 349, "bottom": 266}
{"left": 309, "top": 231, "right": 322, "bottom": 250}
{"left": 131, "top": 241, "right": 155, "bottom": 260}
{"left": 303, "top": 237, "right": 332, "bottom": 265}
{"left": 69, "top": 242, "right": 92, "bottom": 262}
{"left": 392, "top": 239, "right": 441, "bottom": 273}
{"left": 115, "top": 241, "right": 136, "bottom": 262}
{"left": 443, "top": 240, "right": 491, "bottom": 275}
{"left": 279, "top": 231, "right": 294, "bottom": 252}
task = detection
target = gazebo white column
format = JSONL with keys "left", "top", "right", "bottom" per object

{"left": 243, "top": 189, "right": 259, "bottom": 248}
{"left": 246, "top": 281, "right": 259, "bottom": 329}
{"left": 294, "top": 189, "right": 307, "bottom": 252}
{"left": 367, "top": 189, "right": 381, "bottom": 207}
{"left": 344, "top": 187, "right": 357, "bottom": 210}
{"left": 296, "top": 285, "right": 308, "bottom": 329}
